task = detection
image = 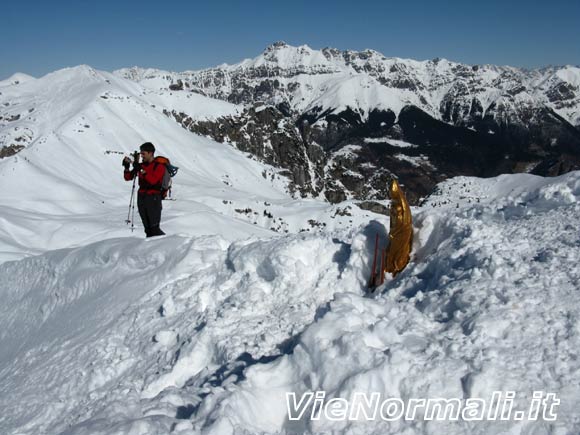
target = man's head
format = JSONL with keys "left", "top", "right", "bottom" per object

{"left": 139, "top": 142, "right": 155, "bottom": 163}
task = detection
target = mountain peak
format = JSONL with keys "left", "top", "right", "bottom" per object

{"left": 253, "top": 42, "right": 332, "bottom": 70}
{"left": 46, "top": 64, "right": 101, "bottom": 80}
{"left": 266, "top": 41, "right": 289, "bottom": 50}
{"left": 262, "top": 41, "right": 315, "bottom": 55}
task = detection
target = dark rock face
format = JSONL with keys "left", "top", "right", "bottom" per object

{"left": 169, "top": 80, "right": 184, "bottom": 91}
{"left": 165, "top": 106, "right": 326, "bottom": 198}
{"left": 0, "top": 144, "right": 25, "bottom": 159}
{"left": 547, "top": 82, "right": 577, "bottom": 103}
{"left": 355, "top": 201, "right": 389, "bottom": 215}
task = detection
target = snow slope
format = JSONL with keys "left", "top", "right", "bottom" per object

{"left": 1, "top": 165, "right": 579, "bottom": 434}
{"left": 0, "top": 66, "right": 370, "bottom": 263}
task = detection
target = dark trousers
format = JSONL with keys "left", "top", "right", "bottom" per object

{"left": 137, "top": 193, "right": 165, "bottom": 237}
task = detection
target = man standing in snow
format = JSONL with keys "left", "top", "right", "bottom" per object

{"left": 123, "top": 142, "right": 166, "bottom": 237}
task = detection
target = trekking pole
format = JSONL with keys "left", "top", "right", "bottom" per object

{"left": 126, "top": 175, "right": 136, "bottom": 228}
{"left": 368, "top": 233, "right": 379, "bottom": 289}
{"left": 379, "top": 248, "right": 386, "bottom": 286}
{"left": 130, "top": 186, "right": 136, "bottom": 232}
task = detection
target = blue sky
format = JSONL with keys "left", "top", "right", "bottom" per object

{"left": 2, "top": 0, "right": 579, "bottom": 79}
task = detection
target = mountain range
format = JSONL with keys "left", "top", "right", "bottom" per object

{"left": 113, "top": 42, "right": 580, "bottom": 203}
{"left": 3, "top": 42, "right": 580, "bottom": 205}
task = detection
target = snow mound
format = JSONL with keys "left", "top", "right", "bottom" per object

{"left": 192, "top": 171, "right": 580, "bottom": 434}
{"left": 0, "top": 228, "right": 372, "bottom": 434}
{"left": 420, "top": 172, "right": 580, "bottom": 210}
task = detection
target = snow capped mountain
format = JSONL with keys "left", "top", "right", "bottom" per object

{"left": 115, "top": 42, "right": 580, "bottom": 127}
{"left": 114, "top": 43, "right": 580, "bottom": 205}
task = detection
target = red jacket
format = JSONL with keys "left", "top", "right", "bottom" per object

{"left": 124, "top": 161, "right": 166, "bottom": 195}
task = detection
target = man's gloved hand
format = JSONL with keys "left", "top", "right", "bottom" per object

{"left": 122, "top": 157, "right": 131, "bottom": 170}
{"left": 133, "top": 161, "right": 142, "bottom": 172}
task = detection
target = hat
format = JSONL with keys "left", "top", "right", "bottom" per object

{"left": 140, "top": 142, "right": 155, "bottom": 153}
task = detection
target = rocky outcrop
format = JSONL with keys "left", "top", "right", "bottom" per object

{"left": 0, "top": 144, "right": 24, "bottom": 159}
{"left": 165, "top": 105, "right": 326, "bottom": 198}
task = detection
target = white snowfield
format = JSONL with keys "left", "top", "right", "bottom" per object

{"left": 1, "top": 66, "right": 580, "bottom": 435}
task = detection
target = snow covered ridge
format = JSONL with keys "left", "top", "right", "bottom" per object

{"left": 1, "top": 171, "right": 579, "bottom": 434}
{"left": 0, "top": 64, "right": 240, "bottom": 157}
{"left": 113, "top": 42, "right": 580, "bottom": 127}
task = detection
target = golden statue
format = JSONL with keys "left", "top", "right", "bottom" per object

{"left": 384, "top": 179, "right": 413, "bottom": 277}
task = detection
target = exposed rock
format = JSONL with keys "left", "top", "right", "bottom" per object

{"left": 355, "top": 201, "right": 389, "bottom": 215}
{"left": 165, "top": 105, "right": 325, "bottom": 198}
{"left": 547, "top": 82, "right": 577, "bottom": 103}
{"left": 0, "top": 144, "right": 25, "bottom": 158}
{"left": 169, "top": 79, "right": 184, "bottom": 91}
